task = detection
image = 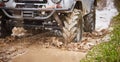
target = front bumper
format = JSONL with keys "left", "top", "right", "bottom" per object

{"left": 1, "top": 7, "right": 70, "bottom": 20}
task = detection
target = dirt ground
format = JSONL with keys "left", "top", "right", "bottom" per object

{"left": 0, "top": 0, "right": 117, "bottom": 62}
{"left": 12, "top": 47, "right": 86, "bottom": 62}
{"left": 0, "top": 29, "right": 109, "bottom": 62}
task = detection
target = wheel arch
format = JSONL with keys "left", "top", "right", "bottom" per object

{"left": 94, "top": 0, "right": 97, "bottom": 6}
{"left": 74, "top": 1, "right": 83, "bottom": 11}
{"left": 78, "top": 0, "right": 96, "bottom": 15}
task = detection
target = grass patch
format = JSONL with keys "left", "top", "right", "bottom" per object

{"left": 80, "top": 13, "right": 120, "bottom": 62}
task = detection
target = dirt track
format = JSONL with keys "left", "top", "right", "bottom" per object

{"left": 0, "top": 0, "right": 118, "bottom": 62}
{"left": 12, "top": 47, "right": 86, "bottom": 62}
{"left": 0, "top": 29, "right": 109, "bottom": 62}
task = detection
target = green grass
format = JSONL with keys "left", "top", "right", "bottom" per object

{"left": 80, "top": 13, "right": 120, "bottom": 62}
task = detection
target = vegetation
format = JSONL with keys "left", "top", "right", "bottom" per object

{"left": 80, "top": 13, "right": 120, "bottom": 62}
{"left": 114, "top": 0, "right": 120, "bottom": 11}
{"left": 80, "top": 1, "right": 120, "bottom": 62}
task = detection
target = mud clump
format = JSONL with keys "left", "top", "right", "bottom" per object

{"left": 97, "top": 0, "right": 107, "bottom": 10}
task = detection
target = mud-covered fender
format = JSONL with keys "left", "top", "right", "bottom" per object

{"left": 46, "top": 0, "right": 74, "bottom": 9}
{"left": 81, "top": 0, "right": 95, "bottom": 15}
{"left": 63, "top": 0, "right": 74, "bottom": 9}
{"left": 5, "top": 0, "right": 16, "bottom": 8}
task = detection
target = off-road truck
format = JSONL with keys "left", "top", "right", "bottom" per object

{"left": 0, "top": 0, "right": 96, "bottom": 42}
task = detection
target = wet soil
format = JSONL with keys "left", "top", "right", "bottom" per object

{"left": 0, "top": 0, "right": 116, "bottom": 61}
{"left": 0, "top": 29, "right": 109, "bottom": 62}
{"left": 12, "top": 47, "right": 86, "bottom": 62}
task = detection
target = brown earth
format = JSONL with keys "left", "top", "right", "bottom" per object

{"left": 12, "top": 47, "right": 86, "bottom": 62}
{"left": 0, "top": 28, "right": 109, "bottom": 62}
{"left": 0, "top": 0, "right": 112, "bottom": 62}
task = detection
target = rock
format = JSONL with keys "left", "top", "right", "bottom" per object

{"left": 11, "top": 27, "right": 27, "bottom": 37}
{"left": 67, "top": 43, "right": 79, "bottom": 51}
{"left": 52, "top": 37, "right": 63, "bottom": 48}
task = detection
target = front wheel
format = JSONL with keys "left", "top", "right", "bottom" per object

{"left": 62, "top": 9, "right": 83, "bottom": 42}
{"left": 0, "top": 14, "right": 13, "bottom": 38}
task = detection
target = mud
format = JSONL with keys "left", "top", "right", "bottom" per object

{"left": 12, "top": 47, "right": 86, "bottom": 62}
{"left": 0, "top": 0, "right": 118, "bottom": 62}
{"left": 0, "top": 28, "right": 109, "bottom": 62}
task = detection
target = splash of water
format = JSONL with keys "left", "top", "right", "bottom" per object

{"left": 96, "top": 0, "right": 118, "bottom": 31}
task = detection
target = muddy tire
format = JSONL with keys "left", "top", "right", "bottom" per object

{"left": 84, "top": 5, "right": 96, "bottom": 32}
{"left": 0, "top": 14, "right": 13, "bottom": 38}
{"left": 62, "top": 9, "right": 83, "bottom": 42}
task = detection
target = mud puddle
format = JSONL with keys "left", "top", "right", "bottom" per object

{"left": 10, "top": 28, "right": 109, "bottom": 62}
{"left": 12, "top": 46, "right": 86, "bottom": 62}
{"left": 0, "top": 0, "right": 118, "bottom": 62}
{"left": 0, "top": 28, "right": 108, "bottom": 62}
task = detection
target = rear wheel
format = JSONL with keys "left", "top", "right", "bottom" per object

{"left": 62, "top": 9, "right": 83, "bottom": 42}
{"left": 84, "top": 4, "right": 96, "bottom": 32}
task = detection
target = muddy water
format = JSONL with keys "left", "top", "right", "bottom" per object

{"left": 11, "top": 0, "right": 118, "bottom": 62}
{"left": 12, "top": 46, "right": 86, "bottom": 62}
{"left": 96, "top": 0, "right": 118, "bottom": 31}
